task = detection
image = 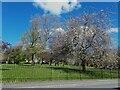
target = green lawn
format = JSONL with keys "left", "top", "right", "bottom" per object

{"left": 1, "top": 64, "right": 118, "bottom": 83}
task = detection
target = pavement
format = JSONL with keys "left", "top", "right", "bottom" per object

{"left": 2, "top": 79, "right": 119, "bottom": 88}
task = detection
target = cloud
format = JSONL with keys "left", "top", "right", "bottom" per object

{"left": 33, "top": 0, "right": 81, "bottom": 15}
{"left": 107, "top": 28, "right": 118, "bottom": 33}
{"left": 56, "top": 28, "right": 65, "bottom": 33}
{"left": 50, "top": 28, "right": 65, "bottom": 36}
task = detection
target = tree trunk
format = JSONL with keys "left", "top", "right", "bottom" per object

{"left": 55, "top": 62, "right": 56, "bottom": 66}
{"left": 81, "top": 60, "right": 86, "bottom": 72}
{"left": 62, "top": 60, "right": 64, "bottom": 66}
{"left": 31, "top": 54, "right": 35, "bottom": 65}
{"left": 41, "top": 59, "right": 43, "bottom": 65}
{"left": 49, "top": 62, "right": 52, "bottom": 66}
{"left": 49, "top": 60, "right": 52, "bottom": 66}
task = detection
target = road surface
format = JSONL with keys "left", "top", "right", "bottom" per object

{"left": 2, "top": 79, "right": 119, "bottom": 88}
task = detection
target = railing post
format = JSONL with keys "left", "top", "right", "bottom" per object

{"left": 79, "top": 65, "right": 82, "bottom": 80}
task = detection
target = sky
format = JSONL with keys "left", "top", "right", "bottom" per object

{"left": 2, "top": 1, "right": 118, "bottom": 47}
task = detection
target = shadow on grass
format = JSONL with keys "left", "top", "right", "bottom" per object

{"left": 18, "top": 64, "right": 33, "bottom": 66}
{"left": 47, "top": 66, "right": 98, "bottom": 77}
{"left": 1, "top": 68, "right": 10, "bottom": 70}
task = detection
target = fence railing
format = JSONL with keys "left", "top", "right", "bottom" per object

{"left": 2, "top": 64, "right": 119, "bottom": 82}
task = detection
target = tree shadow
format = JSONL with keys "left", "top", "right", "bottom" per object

{"left": 1, "top": 68, "right": 10, "bottom": 70}
{"left": 113, "top": 87, "right": 120, "bottom": 90}
{"left": 47, "top": 66, "right": 97, "bottom": 77}
{"left": 18, "top": 64, "right": 32, "bottom": 66}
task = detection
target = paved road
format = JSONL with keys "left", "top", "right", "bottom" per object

{"left": 2, "top": 79, "right": 119, "bottom": 88}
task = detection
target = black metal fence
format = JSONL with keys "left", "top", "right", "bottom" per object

{"left": 2, "top": 64, "right": 119, "bottom": 82}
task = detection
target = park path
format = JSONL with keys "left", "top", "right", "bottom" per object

{"left": 2, "top": 79, "right": 119, "bottom": 88}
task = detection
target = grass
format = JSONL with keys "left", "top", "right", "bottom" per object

{"left": 1, "top": 64, "right": 118, "bottom": 83}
